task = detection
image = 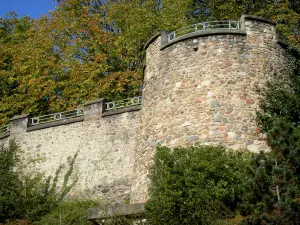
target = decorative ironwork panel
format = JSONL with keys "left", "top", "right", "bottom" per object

{"left": 168, "top": 21, "right": 241, "bottom": 42}
{"left": 105, "top": 96, "right": 142, "bottom": 111}
{"left": 30, "top": 108, "right": 84, "bottom": 126}
{"left": 0, "top": 124, "right": 9, "bottom": 134}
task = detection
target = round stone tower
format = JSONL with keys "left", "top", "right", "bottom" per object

{"left": 130, "top": 15, "right": 288, "bottom": 203}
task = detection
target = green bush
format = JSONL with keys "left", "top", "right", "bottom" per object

{"left": 0, "top": 141, "right": 22, "bottom": 222}
{"left": 34, "top": 200, "right": 100, "bottom": 225}
{"left": 145, "top": 145, "right": 251, "bottom": 225}
{"left": 101, "top": 217, "right": 133, "bottom": 225}
{"left": 0, "top": 140, "right": 78, "bottom": 223}
{"left": 35, "top": 199, "right": 141, "bottom": 225}
{"left": 0, "top": 220, "right": 32, "bottom": 225}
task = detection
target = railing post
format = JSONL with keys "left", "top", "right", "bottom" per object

{"left": 30, "top": 117, "right": 39, "bottom": 125}
{"left": 83, "top": 98, "right": 105, "bottom": 121}
{"left": 10, "top": 114, "right": 29, "bottom": 135}
{"left": 76, "top": 108, "right": 82, "bottom": 116}
{"left": 160, "top": 30, "right": 169, "bottom": 46}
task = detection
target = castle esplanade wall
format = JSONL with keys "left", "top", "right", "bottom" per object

{"left": 130, "top": 15, "right": 289, "bottom": 203}
{"left": 0, "top": 99, "right": 141, "bottom": 204}
{"left": 0, "top": 15, "right": 290, "bottom": 206}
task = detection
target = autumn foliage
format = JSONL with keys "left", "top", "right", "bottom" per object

{"left": 0, "top": 0, "right": 299, "bottom": 124}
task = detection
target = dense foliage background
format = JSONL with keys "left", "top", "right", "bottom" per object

{"left": 1, "top": 0, "right": 300, "bottom": 224}
{"left": 0, "top": 0, "right": 299, "bottom": 124}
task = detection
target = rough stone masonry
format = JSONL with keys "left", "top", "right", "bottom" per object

{"left": 0, "top": 100, "right": 141, "bottom": 204}
{"left": 0, "top": 15, "right": 289, "bottom": 205}
{"left": 130, "top": 15, "right": 289, "bottom": 203}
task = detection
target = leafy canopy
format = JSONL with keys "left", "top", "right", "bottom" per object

{"left": 0, "top": 0, "right": 299, "bottom": 123}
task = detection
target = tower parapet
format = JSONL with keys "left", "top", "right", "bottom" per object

{"left": 130, "top": 15, "right": 288, "bottom": 203}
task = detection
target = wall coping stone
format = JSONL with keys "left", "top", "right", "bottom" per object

{"left": 4, "top": 99, "right": 141, "bottom": 133}
{"left": 144, "top": 32, "right": 163, "bottom": 50}
{"left": 10, "top": 114, "right": 29, "bottom": 121}
{"left": 102, "top": 105, "right": 142, "bottom": 117}
{"left": 144, "top": 14, "right": 277, "bottom": 51}
{"left": 88, "top": 203, "right": 145, "bottom": 221}
{"left": 84, "top": 98, "right": 105, "bottom": 106}
{"left": 0, "top": 132, "right": 9, "bottom": 140}
{"left": 26, "top": 117, "right": 84, "bottom": 132}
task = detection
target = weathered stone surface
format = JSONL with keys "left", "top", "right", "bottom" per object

{"left": 0, "top": 102, "right": 141, "bottom": 204}
{"left": 0, "top": 15, "right": 290, "bottom": 206}
{"left": 88, "top": 203, "right": 145, "bottom": 225}
{"left": 88, "top": 203, "right": 145, "bottom": 219}
{"left": 130, "top": 16, "right": 289, "bottom": 203}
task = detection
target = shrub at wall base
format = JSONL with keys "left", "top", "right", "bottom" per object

{"left": 35, "top": 200, "right": 101, "bottom": 225}
{"left": 145, "top": 145, "right": 251, "bottom": 225}
{"left": 0, "top": 140, "right": 79, "bottom": 224}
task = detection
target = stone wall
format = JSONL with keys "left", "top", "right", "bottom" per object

{"left": 130, "top": 15, "right": 289, "bottom": 203}
{"left": 0, "top": 15, "right": 290, "bottom": 205}
{"left": 0, "top": 99, "right": 141, "bottom": 204}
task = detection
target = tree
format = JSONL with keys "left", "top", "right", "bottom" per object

{"left": 0, "top": 13, "right": 40, "bottom": 124}
{"left": 255, "top": 0, "right": 300, "bottom": 48}
{"left": 238, "top": 42, "right": 300, "bottom": 223}
{"left": 0, "top": 13, "right": 63, "bottom": 123}
{"left": 107, "top": 0, "right": 195, "bottom": 91}
{"left": 0, "top": 0, "right": 142, "bottom": 123}
{"left": 1, "top": 0, "right": 299, "bottom": 123}
{"left": 190, "top": 0, "right": 299, "bottom": 47}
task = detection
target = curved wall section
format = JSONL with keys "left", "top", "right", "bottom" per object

{"left": 131, "top": 15, "right": 288, "bottom": 203}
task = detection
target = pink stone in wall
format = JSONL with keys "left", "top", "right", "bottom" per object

{"left": 194, "top": 97, "right": 203, "bottom": 103}
{"left": 218, "top": 126, "right": 225, "bottom": 131}
{"left": 246, "top": 99, "right": 255, "bottom": 104}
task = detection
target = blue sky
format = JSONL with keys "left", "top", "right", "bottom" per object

{"left": 1, "top": 0, "right": 58, "bottom": 19}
